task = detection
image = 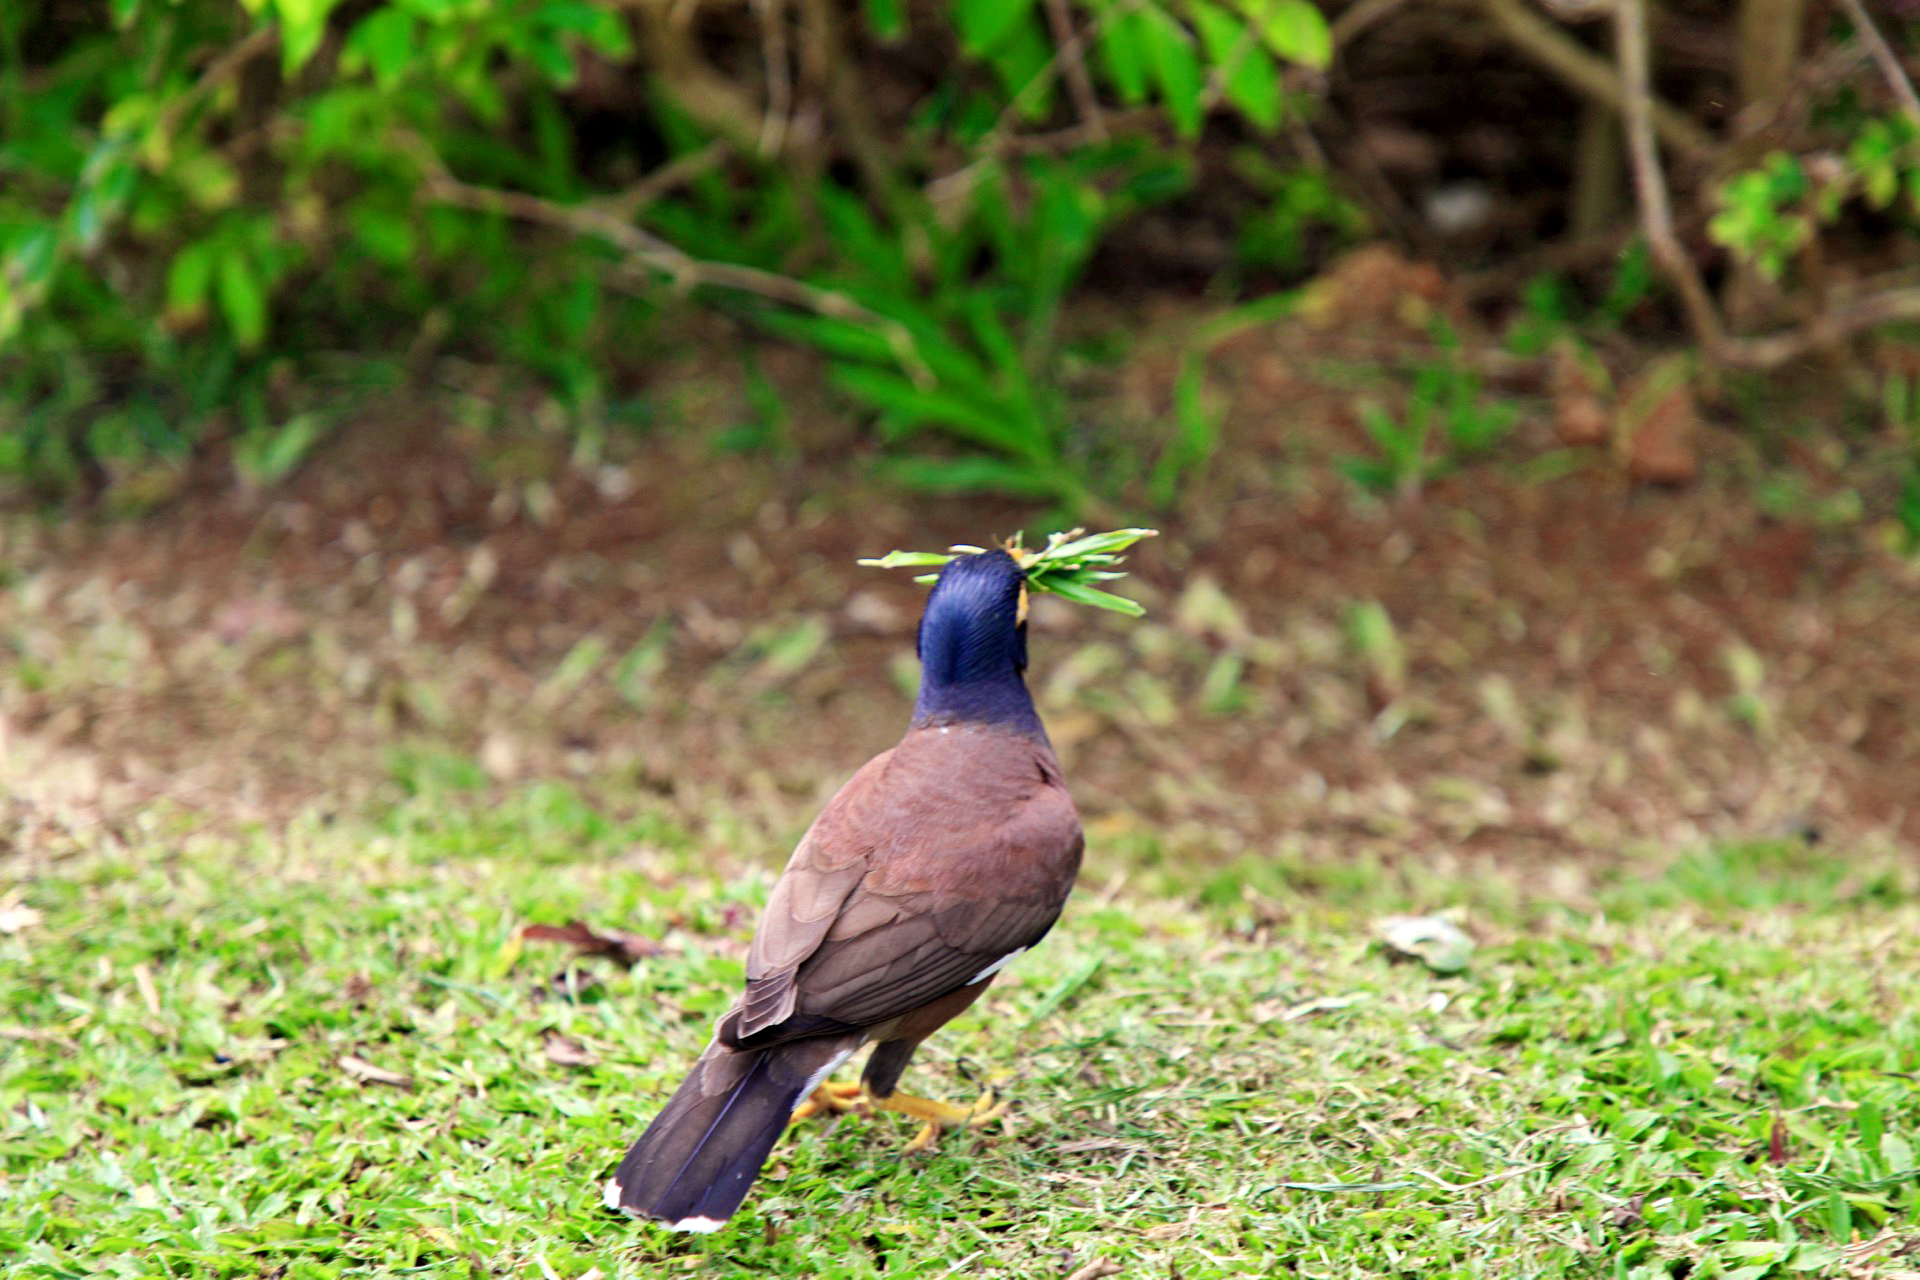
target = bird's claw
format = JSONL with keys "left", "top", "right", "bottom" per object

{"left": 887, "top": 1087, "right": 1008, "bottom": 1153}
{"left": 790, "top": 1079, "right": 867, "bottom": 1123}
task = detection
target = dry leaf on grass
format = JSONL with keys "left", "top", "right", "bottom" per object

{"left": 542, "top": 1030, "right": 598, "bottom": 1067}
{"left": 521, "top": 920, "right": 663, "bottom": 969}
{"left": 339, "top": 1054, "right": 413, "bottom": 1089}
{"left": 1255, "top": 993, "right": 1369, "bottom": 1023}
{"left": 0, "top": 893, "right": 42, "bottom": 935}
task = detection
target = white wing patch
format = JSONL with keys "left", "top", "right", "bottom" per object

{"left": 796, "top": 1046, "right": 856, "bottom": 1105}
{"left": 671, "top": 1215, "right": 729, "bottom": 1233}
{"left": 968, "top": 947, "right": 1028, "bottom": 986}
{"left": 603, "top": 1177, "right": 627, "bottom": 1212}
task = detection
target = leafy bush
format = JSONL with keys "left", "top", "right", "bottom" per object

{"left": 0, "top": 0, "right": 1335, "bottom": 503}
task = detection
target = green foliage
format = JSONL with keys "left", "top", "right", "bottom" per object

{"left": 1338, "top": 331, "right": 1520, "bottom": 499}
{"left": 1, "top": 0, "right": 646, "bottom": 492}
{"left": 1710, "top": 152, "right": 1816, "bottom": 283}
{"left": 0, "top": 0, "right": 1338, "bottom": 503}
{"left": 860, "top": 525, "right": 1158, "bottom": 614}
{"left": 1231, "top": 153, "right": 1369, "bottom": 276}
{"left": 1709, "top": 116, "right": 1920, "bottom": 283}
{"left": 761, "top": 146, "right": 1191, "bottom": 509}
{"left": 1502, "top": 245, "right": 1656, "bottom": 359}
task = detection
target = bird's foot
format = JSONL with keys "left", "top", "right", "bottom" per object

{"left": 875, "top": 1088, "right": 1009, "bottom": 1153}
{"left": 790, "top": 1079, "right": 866, "bottom": 1123}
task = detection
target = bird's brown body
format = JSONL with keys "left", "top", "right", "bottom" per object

{"left": 605, "top": 551, "right": 1082, "bottom": 1231}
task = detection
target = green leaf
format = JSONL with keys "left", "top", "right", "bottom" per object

{"left": 346, "top": 8, "right": 416, "bottom": 90}
{"left": 856, "top": 550, "right": 958, "bottom": 569}
{"left": 987, "top": 19, "right": 1056, "bottom": 120}
{"left": 829, "top": 364, "right": 1041, "bottom": 459}
{"left": 350, "top": 202, "right": 415, "bottom": 266}
{"left": 1235, "top": 0, "right": 1332, "bottom": 70}
{"left": 523, "top": 30, "right": 578, "bottom": 85}
{"left": 166, "top": 240, "right": 219, "bottom": 319}
{"left": 538, "top": 0, "right": 634, "bottom": 57}
{"left": 175, "top": 151, "right": 241, "bottom": 211}
{"left": 864, "top": 0, "right": 907, "bottom": 39}
{"left": 756, "top": 310, "right": 900, "bottom": 365}
{"left": 10, "top": 227, "right": 59, "bottom": 289}
{"left": 887, "top": 455, "right": 1064, "bottom": 498}
{"left": 1030, "top": 572, "right": 1145, "bottom": 615}
{"left": 1190, "top": 0, "right": 1281, "bottom": 130}
{"left": 1035, "top": 528, "right": 1158, "bottom": 561}
{"left": 1144, "top": 9, "right": 1206, "bottom": 139}
{"left": 216, "top": 249, "right": 269, "bottom": 349}
{"left": 953, "top": 0, "right": 1033, "bottom": 55}
{"left": 276, "top": 0, "right": 343, "bottom": 74}
{"left": 1097, "top": 5, "right": 1152, "bottom": 105}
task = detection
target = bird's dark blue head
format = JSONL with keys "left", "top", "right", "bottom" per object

{"left": 912, "top": 549, "right": 1041, "bottom": 734}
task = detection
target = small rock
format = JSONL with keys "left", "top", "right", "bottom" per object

{"left": 1617, "top": 355, "right": 1699, "bottom": 487}
{"left": 1550, "top": 341, "right": 1612, "bottom": 448}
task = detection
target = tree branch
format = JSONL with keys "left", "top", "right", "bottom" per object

{"left": 1616, "top": 0, "right": 1920, "bottom": 370}
{"left": 1617, "top": 0, "right": 1725, "bottom": 345}
{"left": 596, "top": 141, "right": 732, "bottom": 221}
{"left": 1835, "top": 0, "right": 1920, "bottom": 124}
{"left": 1476, "top": 0, "right": 1715, "bottom": 160}
{"left": 394, "top": 133, "right": 928, "bottom": 382}
{"left": 155, "top": 23, "right": 279, "bottom": 139}
{"left": 1045, "top": 0, "right": 1107, "bottom": 140}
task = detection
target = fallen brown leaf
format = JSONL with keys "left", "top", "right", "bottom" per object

{"left": 521, "top": 920, "right": 663, "bottom": 969}
{"left": 1063, "top": 1258, "right": 1122, "bottom": 1280}
{"left": 542, "top": 1030, "right": 598, "bottom": 1067}
{"left": 339, "top": 1054, "right": 413, "bottom": 1089}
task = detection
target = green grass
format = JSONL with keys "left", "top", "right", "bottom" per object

{"left": 5, "top": 784, "right": 1920, "bottom": 1278}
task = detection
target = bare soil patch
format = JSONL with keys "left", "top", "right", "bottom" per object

{"left": 4, "top": 304, "right": 1915, "bottom": 882}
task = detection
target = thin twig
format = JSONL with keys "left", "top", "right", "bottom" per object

{"left": 597, "top": 141, "right": 732, "bottom": 220}
{"left": 393, "top": 132, "right": 929, "bottom": 381}
{"left": 1617, "top": 0, "right": 1726, "bottom": 351}
{"left": 1834, "top": 0, "right": 1920, "bottom": 124}
{"left": 154, "top": 23, "right": 279, "bottom": 139}
{"left": 1475, "top": 0, "right": 1715, "bottom": 160}
{"left": 1045, "top": 0, "right": 1106, "bottom": 140}
{"left": 1331, "top": 0, "right": 1412, "bottom": 48}
{"left": 928, "top": 0, "right": 1150, "bottom": 206}
{"left": 755, "top": 0, "right": 795, "bottom": 157}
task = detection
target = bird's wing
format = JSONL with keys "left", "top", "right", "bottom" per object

{"left": 723, "top": 729, "right": 1083, "bottom": 1046}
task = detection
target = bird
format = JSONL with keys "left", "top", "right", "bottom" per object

{"left": 604, "top": 547, "right": 1084, "bottom": 1232}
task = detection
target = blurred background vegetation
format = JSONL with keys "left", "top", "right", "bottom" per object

{"left": 1, "top": 0, "right": 1917, "bottom": 525}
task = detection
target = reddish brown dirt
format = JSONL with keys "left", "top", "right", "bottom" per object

{"left": 3, "top": 302, "right": 1916, "bottom": 878}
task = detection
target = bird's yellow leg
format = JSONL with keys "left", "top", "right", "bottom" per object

{"left": 873, "top": 1088, "right": 1009, "bottom": 1153}
{"left": 790, "top": 1079, "right": 866, "bottom": 1123}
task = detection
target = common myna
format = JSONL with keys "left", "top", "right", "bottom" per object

{"left": 604, "top": 548, "right": 1083, "bottom": 1231}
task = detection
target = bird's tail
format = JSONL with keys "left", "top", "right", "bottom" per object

{"left": 604, "top": 1036, "right": 859, "bottom": 1231}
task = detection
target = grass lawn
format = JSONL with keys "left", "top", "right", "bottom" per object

{"left": 4, "top": 776, "right": 1919, "bottom": 1278}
